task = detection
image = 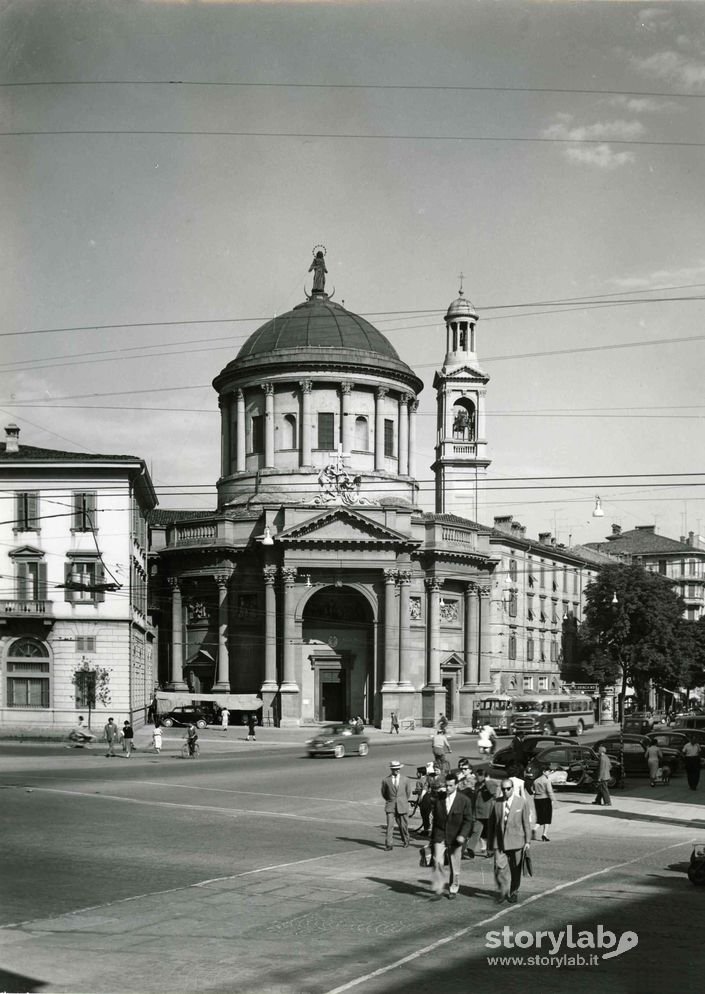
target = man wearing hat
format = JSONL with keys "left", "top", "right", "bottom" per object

{"left": 380, "top": 760, "right": 413, "bottom": 850}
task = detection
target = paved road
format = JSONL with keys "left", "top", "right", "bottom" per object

{"left": 0, "top": 725, "right": 703, "bottom": 994}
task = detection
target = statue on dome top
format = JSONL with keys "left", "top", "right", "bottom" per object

{"left": 309, "top": 247, "right": 328, "bottom": 293}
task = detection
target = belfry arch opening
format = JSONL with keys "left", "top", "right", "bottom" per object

{"left": 302, "top": 586, "right": 374, "bottom": 723}
{"left": 452, "top": 399, "right": 476, "bottom": 441}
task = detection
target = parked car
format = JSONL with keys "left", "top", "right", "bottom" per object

{"left": 525, "top": 743, "right": 620, "bottom": 789}
{"left": 306, "top": 723, "right": 369, "bottom": 759}
{"left": 593, "top": 733, "right": 682, "bottom": 777}
{"left": 159, "top": 705, "right": 211, "bottom": 729}
{"left": 671, "top": 714, "right": 705, "bottom": 732}
{"left": 651, "top": 728, "right": 705, "bottom": 767}
{"left": 622, "top": 713, "right": 658, "bottom": 735}
{"left": 490, "top": 735, "right": 567, "bottom": 776}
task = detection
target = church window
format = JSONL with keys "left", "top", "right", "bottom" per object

{"left": 459, "top": 323, "right": 467, "bottom": 350}
{"left": 354, "top": 416, "right": 369, "bottom": 451}
{"left": 384, "top": 419, "right": 395, "bottom": 458}
{"left": 251, "top": 415, "right": 264, "bottom": 454}
{"left": 282, "top": 414, "right": 297, "bottom": 450}
{"left": 317, "top": 413, "right": 335, "bottom": 450}
{"left": 6, "top": 638, "right": 51, "bottom": 708}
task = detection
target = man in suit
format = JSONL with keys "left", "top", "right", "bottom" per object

{"left": 465, "top": 766, "right": 500, "bottom": 857}
{"left": 380, "top": 760, "right": 412, "bottom": 850}
{"left": 430, "top": 771, "right": 474, "bottom": 898}
{"left": 487, "top": 778, "right": 532, "bottom": 904}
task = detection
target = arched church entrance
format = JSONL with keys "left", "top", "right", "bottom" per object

{"left": 302, "top": 587, "right": 374, "bottom": 723}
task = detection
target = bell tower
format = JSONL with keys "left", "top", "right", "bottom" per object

{"left": 431, "top": 280, "right": 491, "bottom": 518}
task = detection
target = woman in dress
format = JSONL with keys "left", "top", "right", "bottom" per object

{"left": 645, "top": 741, "right": 662, "bottom": 786}
{"left": 531, "top": 770, "right": 555, "bottom": 841}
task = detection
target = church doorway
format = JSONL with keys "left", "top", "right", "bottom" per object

{"left": 302, "top": 586, "right": 374, "bottom": 723}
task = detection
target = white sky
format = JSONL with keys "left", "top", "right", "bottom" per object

{"left": 2, "top": 0, "right": 705, "bottom": 546}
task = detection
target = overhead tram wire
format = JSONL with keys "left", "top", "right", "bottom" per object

{"left": 2, "top": 281, "right": 703, "bottom": 340}
{"left": 2, "top": 80, "right": 704, "bottom": 100}
{"left": 3, "top": 127, "right": 705, "bottom": 150}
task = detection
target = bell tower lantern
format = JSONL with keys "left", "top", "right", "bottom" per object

{"left": 431, "top": 280, "right": 491, "bottom": 517}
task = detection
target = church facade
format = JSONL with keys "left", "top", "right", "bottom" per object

{"left": 150, "top": 256, "right": 601, "bottom": 727}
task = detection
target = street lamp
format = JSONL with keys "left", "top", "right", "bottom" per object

{"left": 592, "top": 496, "right": 605, "bottom": 518}
{"left": 260, "top": 527, "right": 274, "bottom": 546}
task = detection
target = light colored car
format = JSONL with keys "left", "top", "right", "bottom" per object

{"left": 306, "top": 723, "right": 369, "bottom": 759}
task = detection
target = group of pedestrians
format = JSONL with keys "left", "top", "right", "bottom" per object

{"left": 380, "top": 757, "right": 534, "bottom": 904}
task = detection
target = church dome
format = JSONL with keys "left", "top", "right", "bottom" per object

{"left": 444, "top": 289, "right": 477, "bottom": 323}
{"left": 215, "top": 292, "right": 423, "bottom": 392}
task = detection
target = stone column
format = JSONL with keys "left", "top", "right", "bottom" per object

{"left": 425, "top": 577, "right": 442, "bottom": 686}
{"left": 299, "top": 380, "right": 312, "bottom": 466}
{"left": 213, "top": 565, "right": 234, "bottom": 692}
{"left": 236, "top": 389, "right": 246, "bottom": 473}
{"left": 382, "top": 569, "right": 398, "bottom": 686}
{"left": 341, "top": 381, "right": 354, "bottom": 455}
{"left": 220, "top": 395, "right": 231, "bottom": 478}
{"left": 281, "top": 567, "right": 298, "bottom": 689}
{"left": 398, "top": 393, "right": 410, "bottom": 476}
{"left": 374, "top": 386, "right": 388, "bottom": 471}
{"left": 262, "top": 565, "right": 278, "bottom": 690}
{"left": 464, "top": 582, "right": 479, "bottom": 685}
{"left": 478, "top": 583, "right": 492, "bottom": 685}
{"left": 408, "top": 399, "right": 418, "bottom": 479}
{"left": 263, "top": 382, "right": 275, "bottom": 468}
{"left": 398, "top": 569, "right": 412, "bottom": 686}
{"left": 168, "top": 577, "right": 187, "bottom": 690}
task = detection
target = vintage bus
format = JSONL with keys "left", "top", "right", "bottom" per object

{"left": 510, "top": 693, "right": 596, "bottom": 736}
{"left": 471, "top": 694, "right": 518, "bottom": 734}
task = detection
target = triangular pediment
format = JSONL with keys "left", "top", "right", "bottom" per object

{"left": 9, "top": 545, "right": 45, "bottom": 559}
{"left": 433, "top": 365, "right": 489, "bottom": 387}
{"left": 278, "top": 507, "right": 416, "bottom": 546}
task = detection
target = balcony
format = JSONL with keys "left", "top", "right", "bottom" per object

{"left": 165, "top": 517, "right": 241, "bottom": 551}
{"left": 0, "top": 599, "right": 54, "bottom": 625}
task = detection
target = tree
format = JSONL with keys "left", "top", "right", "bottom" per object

{"left": 578, "top": 563, "right": 684, "bottom": 722}
{"left": 672, "top": 617, "right": 705, "bottom": 709}
{"left": 72, "top": 657, "right": 111, "bottom": 729}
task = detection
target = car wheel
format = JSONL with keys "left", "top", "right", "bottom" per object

{"left": 358, "top": 742, "right": 369, "bottom": 757}
{"left": 607, "top": 774, "right": 618, "bottom": 788}
{"left": 161, "top": 718, "right": 174, "bottom": 728}
{"left": 196, "top": 719, "right": 207, "bottom": 729}
{"left": 333, "top": 744, "right": 345, "bottom": 759}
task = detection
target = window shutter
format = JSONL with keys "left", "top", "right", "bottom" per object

{"left": 64, "top": 562, "right": 74, "bottom": 602}
{"left": 17, "top": 562, "right": 29, "bottom": 600}
{"left": 38, "top": 562, "right": 48, "bottom": 600}
{"left": 15, "top": 493, "right": 23, "bottom": 529}
{"left": 95, "top": 563, "right": 106, "bottom": 603}
{"left": 27, "top": 493, "right": 39, "bottom": 529}
{"left": 85, "top": 492, "right": 97, "bottom": 529}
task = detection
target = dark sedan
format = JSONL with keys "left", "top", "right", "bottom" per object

{"left": 526, "top": 743, "right": 620, "bottom": 789}
{"left": 159, "top": 705, "right": 210, "bottom": 729}
{"left": 490, "top": 735, "right": 567, "bottom": 776}
{"left": 306, "top": 724, "right": 370, "bottom": 759}
{"left": 593, "top": 733, "right": 682, "bottom": 776}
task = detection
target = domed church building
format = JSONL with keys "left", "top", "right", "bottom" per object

{"left": 150, "top": 253, "right": 593, "bottom": 727}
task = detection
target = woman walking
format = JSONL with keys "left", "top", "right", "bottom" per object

{"left": 531, "top": 770, "right": 555, "bottom": 841}
{"left": 683, "top": 734, "right": 702, "bottom": 790}
{"left": 645, "top": 741, "right": 662, "bottom": 786}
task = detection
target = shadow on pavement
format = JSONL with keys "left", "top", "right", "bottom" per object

{"left": 0, "top": 967, "right": 47, "bottom": 993}
{"left": 575, "top": 808, "right": 705, "bottom": 830}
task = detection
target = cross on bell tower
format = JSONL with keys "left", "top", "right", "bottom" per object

{"left": 431, "top": 280, "right": 491, "bottom": 519}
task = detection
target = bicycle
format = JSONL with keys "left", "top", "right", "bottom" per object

{"left": 181, "top": 741, "right": 200, "bottom": 759}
